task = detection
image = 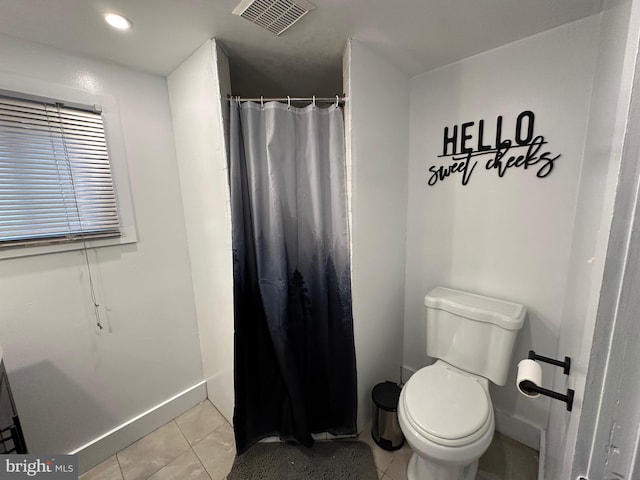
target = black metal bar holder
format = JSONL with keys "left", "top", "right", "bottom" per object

{"left": 524, "top": 350, "right": 575, "bottom": 412}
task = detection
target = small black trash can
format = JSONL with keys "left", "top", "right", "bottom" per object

{"left": 371, "top": 381, "right": 405, "bottom": 451}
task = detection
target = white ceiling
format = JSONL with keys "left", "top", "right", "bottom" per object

{"left": 0, "top": 0, "right": 603, "bottom": 97}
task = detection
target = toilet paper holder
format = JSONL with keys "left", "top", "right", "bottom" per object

{"left": 518, "top": 379, "right": 575, "bottom": 411}
{"left": 528, "top": 350, "right": 571, "bottom": 375}
{"left": 522, "top": 350, "right": 574, "bottom": 411}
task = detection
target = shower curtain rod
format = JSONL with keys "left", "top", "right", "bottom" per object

{"left": 229, "top": 95, "right": 346, "bottom": 105}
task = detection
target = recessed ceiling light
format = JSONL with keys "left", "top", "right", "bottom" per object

{"left": 103, "top": 13, "right": 132, "bottom": 31}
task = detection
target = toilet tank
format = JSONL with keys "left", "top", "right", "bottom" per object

{"left": 425, "top": 287, "right": 526, "bottom": 385}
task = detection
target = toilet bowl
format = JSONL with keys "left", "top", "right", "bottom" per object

{"left": 398, "top": 287, "right": 526, "bottom": 480}
{"left": 398, "top": 361, "right": 494, "bottom": 480}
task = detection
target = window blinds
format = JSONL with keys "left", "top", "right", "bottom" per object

{"left": 0, "top": 93, "right": 120, "bottom": 247}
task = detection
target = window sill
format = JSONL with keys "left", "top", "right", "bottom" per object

{"left": 0, "top": 225, "right": 137, "bottom": 260}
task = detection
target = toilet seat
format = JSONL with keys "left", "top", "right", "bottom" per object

{"left": 401, "top": 364, "right": 492, "bottom": 447}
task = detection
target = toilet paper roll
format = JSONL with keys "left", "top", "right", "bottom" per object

{"left": 516, "top": 359, "right": 542, "bottom": 398}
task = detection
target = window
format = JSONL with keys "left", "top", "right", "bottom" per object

{"left": 0, "top": 91, "right": 120, "bottom": 248}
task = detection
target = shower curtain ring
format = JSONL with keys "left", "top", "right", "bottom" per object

{"left": 335, "top": 95, "right": 339, "bottom": 107}
{"left": 287, "top": 96, "right": 291, "bottom": 109}
{"left": 312, "top": 95, "right": 316, "bottom": 107}
{"left": 260, "top": 96, "right": 264, "bottom": 108}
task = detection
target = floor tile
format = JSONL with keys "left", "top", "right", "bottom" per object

{"left": 479, "top": 433, "right": 508, "bottom": 478}
{"left": 503, "top": 436, "right": 538, "bottom": 480}
{"left": 358, "top": 426, "right": 396, "bottom": 473}
{"left": 385, "top": 448, "right": 411, "bottom": 480}
{"left": 476, "top": 472, "right": 501, "bottom": 480}
{"left": 193, "top": 423, "right": 236, "bottom": 480}
{"left": 176, "top": 400, "right": 227, "bottom": 446}
{"left": 87, "top": 401, "right": 538, "bottom": 480}
{"left": 79, "top": 456, "right": 123, "bottom": 480}
{"left": 478, "top": 432, "right": 538, "bottom": 480}
{"left": 147, "top": 449, "right": 211, "bottom": 480}
{"left": 117, "top": 421, "right": 190, "bottom": 480}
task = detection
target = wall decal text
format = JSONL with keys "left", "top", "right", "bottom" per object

{"left": 428, "top": 111, "right": 561, "bottom": 186}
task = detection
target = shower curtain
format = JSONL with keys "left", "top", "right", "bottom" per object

{"left": 229, "top": 99, "right": 357, "bottom": 454}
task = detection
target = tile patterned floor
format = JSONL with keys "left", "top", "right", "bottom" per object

{"left": 79, "top": 399, "right": 538, "bottom": 480}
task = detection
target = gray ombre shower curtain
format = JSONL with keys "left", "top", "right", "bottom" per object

{"left": 229, "top": 99, "right": 357, "bottom": 454}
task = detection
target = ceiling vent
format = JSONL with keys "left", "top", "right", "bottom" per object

{"left": 232, "top": 0, "right": 315, "bottom": 36}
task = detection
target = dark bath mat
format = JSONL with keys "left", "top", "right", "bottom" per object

{"left": 227, "top": 441, "right": 378, "bottom": 480}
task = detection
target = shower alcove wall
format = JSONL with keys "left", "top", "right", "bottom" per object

{"left": 167, "top": 38, "right": 408, "bottom": 435}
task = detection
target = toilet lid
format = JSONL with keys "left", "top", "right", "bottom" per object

{"left": 403, "top": 365, "right": 490, "bottom": 441}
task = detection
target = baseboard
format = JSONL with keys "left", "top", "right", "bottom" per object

{"left": 71, "top": 381, "right": 207, "bottom": 474}
{"left": 493, "top": 408, "right": 541, "bottom": 451}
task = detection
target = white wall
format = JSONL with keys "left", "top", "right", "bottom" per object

{"left": 403, "top": 17, "right": 601, "bottom": 448}
{"left": 0, "top": 34, "right": 204, "bottom": 470}
{"left": 344, "top": 39, "right": 410, "bottom": 431}
{"left": 167, "top": 39, "right": 235, "bottom": 423}
{"left": 546, "top": 0, "right": 640, "bottom": 478}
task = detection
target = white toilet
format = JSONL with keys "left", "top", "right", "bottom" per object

{"left": 398, "top": 286, "right": 526, "bottom": 480}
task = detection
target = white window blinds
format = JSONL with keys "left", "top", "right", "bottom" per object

{"left": 0, "top": 93, "right": 120, "bottom": 247}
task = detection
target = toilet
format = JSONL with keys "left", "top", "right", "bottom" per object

{"left": 397, "top": 287, "right": 526, "bottom": 480}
